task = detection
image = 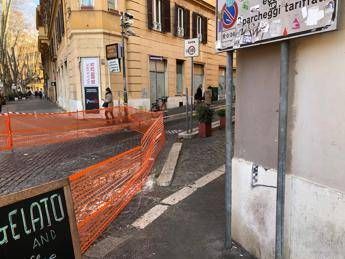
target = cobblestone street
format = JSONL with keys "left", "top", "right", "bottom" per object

{"left": 0, "top": 130, "right": 142, "bottom": 195}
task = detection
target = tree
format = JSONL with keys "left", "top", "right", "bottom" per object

{"left": 0, "top": 0, "right": 42, "bottom": 95}
{"left": 0, "top": 0, "right": 12, "bottom": 93}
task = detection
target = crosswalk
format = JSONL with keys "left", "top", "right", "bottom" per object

{"left": 165, "top": 129, "right": 183, "bottom": 135}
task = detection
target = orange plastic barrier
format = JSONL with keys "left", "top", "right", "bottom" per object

{"left": 69, "top": 114, "right": 165, "bottom": 253}
{"left": 0, "top": 107, "right": 165, "bottom": 253}
{"left": 0, "top": 107, "right": 160, "bottom": 151}
{"left": 0, "top": 115, "right": 10, "bottom": 151}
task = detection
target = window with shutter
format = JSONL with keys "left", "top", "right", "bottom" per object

{"left": 147, "top": 0, "right": 153, "bottom": 29}
{"left": 184, "top": 9, "right": 190, "bottom": 39}
{"left": 174, "top": 4, "right": 178, "bottom": 36}
{"left": 202, "top": 16, "right": 208, "bottom": 44}
{"left": 108, "top": 0, "right": 117, "bottom": 11}
{"left": 192, "top": 13, "right": 207, "bottom": 44}
{"left": 175, "top": 6, "right": 184, "bottom": 37}
{"left": 152, "top": 0, "right": 162, "bottom": 31}
{"left": 162, "top": 0, "right": 171, "bottom": 33}
{"left": 81, "top": 0, "right": 93, "bottom": 9}
{"left": 197, "top": 16, "right": 203, "bottom": 42}
{"left": 192, "top": 13, "right": 197, "bottom": 38}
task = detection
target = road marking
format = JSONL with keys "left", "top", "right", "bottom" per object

{"left": 131, "top": 165, "right": 225, "bottom": 230}
{"left": 132, "top": 204, "right": 169, "bottom": 230}
{"left": 166, "top": 129, "right": 183, "bottom": 135}
{"left": 161, "top": 185, "right": 198, "bottom": 205}
{"left": 157, "top": 142, "right": 183, "bottom": 187}
{"left": 193, "top": 167, "right": 225, "bottom": 189}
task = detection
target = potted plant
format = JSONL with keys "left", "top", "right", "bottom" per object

{"left": 196, "top": 105, "right": 214, "bottom": 138}
{"left": 217, "top": 109, "right": 226, "bottom": 129}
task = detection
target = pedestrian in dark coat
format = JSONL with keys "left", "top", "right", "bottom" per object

{"left": 194, "top": 85, "right": 203, "bottom": 102}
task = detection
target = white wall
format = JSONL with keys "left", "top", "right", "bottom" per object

{"left": 232, "top": 158, "right": 345, "bottom": 259}
{"left": 232, "top": 159, "right": 277, "bottom": 259}
{"left": 289, "top": 28, "right": 345, "bottom": 192}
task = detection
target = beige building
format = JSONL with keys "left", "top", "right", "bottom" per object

{"left": 36, "top": 0, "right": 228, "bottom": 111}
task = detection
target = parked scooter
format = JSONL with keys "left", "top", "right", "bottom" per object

{"left": 151, "top": 97, "right": 168, "bottom": 112}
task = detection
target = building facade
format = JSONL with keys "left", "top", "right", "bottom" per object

{"left": 231, "top": 2, "right": 345, "bottom": 258}
{"left": 36, "top": 0, "right": 227, "bottom": 111}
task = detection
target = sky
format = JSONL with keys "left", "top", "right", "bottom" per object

{"left": 18, "top": 0, "right": 40, "bottom": 32}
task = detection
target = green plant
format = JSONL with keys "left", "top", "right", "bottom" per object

{"left": 196, "top": 105, "right": 214, "bottom": 124}
{"left": 217, "top": 109, "right": 226, "bottom": 117}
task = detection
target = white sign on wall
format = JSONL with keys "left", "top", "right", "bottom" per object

{"left": 81, "top": 58, "right": 100, "bottom": 87}
{"left": 108, "top": 59, "right": 121, "bottom": 73}
{"left": 216, "top": 0, "right": 339, "bottom": 51}
{"left": 185, "top": 38, "right": 200, "bottom": 57}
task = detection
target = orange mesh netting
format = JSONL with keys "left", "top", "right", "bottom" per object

{"left": 0, "top": 107, "right": 159, "bottom": 151}
{"left": 69, "top": 114, "right": 165, "bottom": 253}
{"left": 0, "top": 115, "right": 10, "bottom": 151}
{"left": 0, "top": 107, "right": 165, "bottom": 253}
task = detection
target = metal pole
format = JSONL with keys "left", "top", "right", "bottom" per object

{"left": 275, "top": 41, "right": 289, "bottom": 259}
{"left": 189, "top": 57, "right": 194, "bottom": 132}
{"left": 121, "top": 16, "right": 128, "bottom": 105}
{"left": 6, "top": 113, "right": 13, "bottom": 151}
{"left": 186, "top": 88, "right": 189, "bottom": 133}
{"left": 225, "top": 50, "right": 234, "bottom": 249}
{"left": 107, "top": 62, "right": 111, "bottom": 88}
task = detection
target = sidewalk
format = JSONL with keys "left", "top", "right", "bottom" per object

{"left": 1, "top": 97, "right": 63, "bottom": 113}
{"left": 105, "top": 175, "right": 252, "bottom": 259}
{"left": 84, "top": 129, "right": 254, "bottom": 259}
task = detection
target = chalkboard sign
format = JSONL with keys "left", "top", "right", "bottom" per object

{"left": 0, "top": 179, "right": 81, "bottom": 259}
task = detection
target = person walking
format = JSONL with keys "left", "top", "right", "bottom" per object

{"left": 194, "top": 85, "right": 203, "bottom": 102}
{"left": 103, "top": 87, "right": 115, "bottom": 122}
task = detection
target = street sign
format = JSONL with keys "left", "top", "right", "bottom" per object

{"left": 216, "top": 0, "right": 339, "bottom": 51}
{"left": 106, "top": 44, "right": 119, "bottom": 60}
{"left": 107, "top": 59, "right": 121, "bottom": 73}
{"left": 0, "top": 180, "right": 81, "bottom": 259}
{"left": 184, "top": 38, "right": 200, "bottom": 57}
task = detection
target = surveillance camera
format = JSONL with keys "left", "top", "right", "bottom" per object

{"left": 125, "top": 12, "right": 134, "bottom": 19}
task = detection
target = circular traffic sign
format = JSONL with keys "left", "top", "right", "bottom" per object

{"left": 222, "top": 2, "right": 238, "bottom": 30}
{"left": 188, "top": 46, "right": 196, "bottom": 56}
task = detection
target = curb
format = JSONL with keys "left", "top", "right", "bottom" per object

{"left": 157, "top": 142, "right": 183, "bottom": 187}
{"left": 178, "top": 121, "right": 221, "bottom": 139}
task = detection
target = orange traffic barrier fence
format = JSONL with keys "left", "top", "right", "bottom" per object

{"left": 69, "top": 113, "right": 165, "bottom": 253}
{"left": 0, "top": 115, "right": 11, "bottom": 151}
{"left": 0, "top": 107, "right": 165, "bottom": 253}
{"left": 0, "top": 107, "right": 160, "bottom": 151}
